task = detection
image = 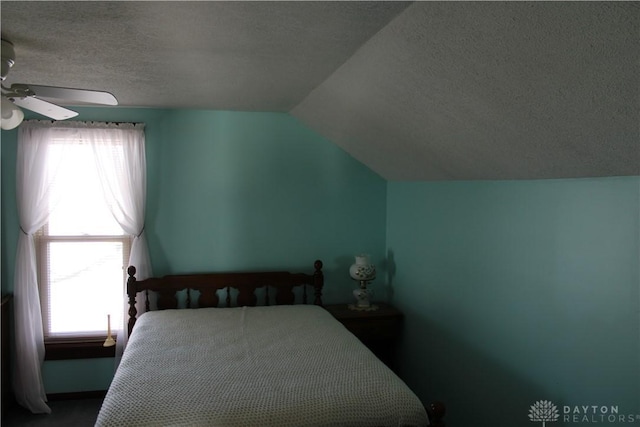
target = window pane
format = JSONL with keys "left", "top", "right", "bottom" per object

{"left": 48, "top": 144, "right": 123, "bottom": 236}
{"left": 47, "top": 241, "right": 124, "bottom": 336}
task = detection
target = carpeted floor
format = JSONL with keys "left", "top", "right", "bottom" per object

{"left": 3, "top": 398, "right": 103, "bottom": 427}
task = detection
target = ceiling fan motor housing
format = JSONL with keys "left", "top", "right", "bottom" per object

{"left": 1, "top": 39, "right": 16, "bottom": 81}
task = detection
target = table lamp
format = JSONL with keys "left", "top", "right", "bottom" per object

{"left": 348, "top": 254, "right": 378, "bottom": 311}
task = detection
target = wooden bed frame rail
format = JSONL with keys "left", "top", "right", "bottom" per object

{"left": 126, "top": 260, "right": 324, "bottom": 336}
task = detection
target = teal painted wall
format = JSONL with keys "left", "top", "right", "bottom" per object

{"left": 147, "top": 110, "right": 388, "bottom": 296}
{"left": 387, "top": 177, "right": 640, "bottom": 426}
{"left": 1, "top": 107, "right": 387, "bottom": 393}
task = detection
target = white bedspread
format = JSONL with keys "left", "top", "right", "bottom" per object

{"left": 96, "top": 305, "right": 429, "bottom": 426}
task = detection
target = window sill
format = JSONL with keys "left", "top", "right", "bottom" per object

{"left": 45, "top": 338, "right": 116, "bottom": 360}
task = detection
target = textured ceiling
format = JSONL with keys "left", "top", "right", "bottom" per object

{"left": 293, "top": 2, "right": 640, "bottom": 180}
{"left": 0, "top": 1, "right": 410, "bottom": 110}
{"left": 1, "top": 1, "right": 638, "bottom": 181}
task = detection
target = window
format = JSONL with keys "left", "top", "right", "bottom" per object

{"left": 14, "top": 121, "right": 148, "bottom": 410}
{"left": 36, "top": 133, "right": 130, "bottom": 340}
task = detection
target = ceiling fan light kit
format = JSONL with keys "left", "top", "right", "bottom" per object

{"left": 1, "top": 38, "right": 118, "bottom": 130}
{"left": 1, "top": 95, "right": 23, "bottom": 130}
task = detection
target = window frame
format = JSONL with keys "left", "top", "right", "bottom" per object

{"left": 37, "top": 231, "right": 131, "bottom": 359}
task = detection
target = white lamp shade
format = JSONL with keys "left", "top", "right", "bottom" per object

{"left": 349, "top": 254, "right": 376, "bottom": 281}
{"left": 1, "top": 97, "right": 24, "bottom": 130}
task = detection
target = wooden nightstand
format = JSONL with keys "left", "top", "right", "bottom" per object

{"left": 324, "top": 303, "right": 403, "bottom": 370}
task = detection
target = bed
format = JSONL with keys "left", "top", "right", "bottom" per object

{"left": 96, "top": 260, "right": 446, "bottom": 427}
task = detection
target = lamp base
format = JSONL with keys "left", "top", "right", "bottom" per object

{"left": 348, "top": 303, "right": 379, "bottom": 311}
{"left": 351, "top": 287, "right": 377, "bottom": 311}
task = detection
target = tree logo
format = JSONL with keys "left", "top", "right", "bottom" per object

{"left": 529, "top": 400, "right": 560, "bottom": 426}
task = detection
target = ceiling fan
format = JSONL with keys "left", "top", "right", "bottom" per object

{"left": 1, "top": 39, "right": 118, "bottom": 130}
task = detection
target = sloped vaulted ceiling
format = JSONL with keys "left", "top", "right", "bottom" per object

{"left": 1, "top": 1, "right": 638, "bottom": 181}
{"left": 292, "top": 2, "right": 640, "bottom": 180}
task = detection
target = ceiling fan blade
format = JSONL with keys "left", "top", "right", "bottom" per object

{"left": 12, "top": 97, "right": 78, "bottom": 120}
{"left": 23, "top": 84, "right": 118, "bottom": 106}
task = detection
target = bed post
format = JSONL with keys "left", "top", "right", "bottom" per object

{"left": 126, "top": 266, "right": 137, "bottom": 336}
{"left": 426, "top": 401, "right": 446, "bottom": 427}
{"left": 313, "top": 259, "right": 323, "bottom": 306}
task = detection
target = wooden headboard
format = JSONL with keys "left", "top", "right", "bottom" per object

{"left": 126, "top": 260, "right": 324, "bottom": 336}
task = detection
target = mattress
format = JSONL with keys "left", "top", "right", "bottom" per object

{"left": 96, "top": 305, "right": 429, "bottom": 426}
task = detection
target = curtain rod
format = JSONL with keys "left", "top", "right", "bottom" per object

{"left": 88, "top": 121, "right": 142, "bottom": 126}
{"left": 78, "top": 120, "right": 142, "bottom": 125}
{"left": 27, "top": 119, "right": 144, "bottom": 126}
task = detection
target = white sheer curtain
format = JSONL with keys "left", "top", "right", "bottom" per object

{"left": 13, "top": 123, "right": 61, "bottom": 414}
{"left": 12, "top": 120, "right": 151, "bottom": 413}
{"left": 84, "top": 122, "right": 152, "bottom": 355}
